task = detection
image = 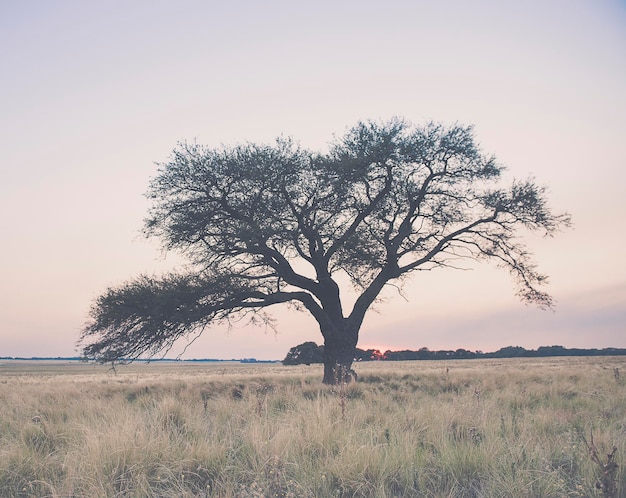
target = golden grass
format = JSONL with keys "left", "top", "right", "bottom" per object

{"left": 0, "top": 357, "right": 624, "bottom": 497}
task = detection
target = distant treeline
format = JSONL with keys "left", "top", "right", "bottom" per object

{"left": 282, "top": 342, "right": 626, "bottom": 365}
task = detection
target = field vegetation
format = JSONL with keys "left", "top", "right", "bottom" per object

{"left": 0, "top": 357, "right": 624, "bottom": 497}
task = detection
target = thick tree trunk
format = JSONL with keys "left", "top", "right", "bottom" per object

{"left": 321, "top": 322, "right": 359, "bottom": 385}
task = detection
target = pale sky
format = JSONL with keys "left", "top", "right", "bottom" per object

{"left": 1, "top": 1, "right": 625, "bottom": 360}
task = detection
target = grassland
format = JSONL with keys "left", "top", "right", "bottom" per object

{"left": 0, "top": 357, "right": 624, "bottom": 497}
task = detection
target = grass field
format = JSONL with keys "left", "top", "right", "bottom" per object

{"left": 0, "top": 357, "right": 624, "bottom": 497}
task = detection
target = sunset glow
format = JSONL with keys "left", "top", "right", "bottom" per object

{"left": 1, "top": 1, "right": 624, "bottom": 360}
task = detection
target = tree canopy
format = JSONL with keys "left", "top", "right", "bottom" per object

{"left": 79, "top": 118, "right": 570, "bottom": 383}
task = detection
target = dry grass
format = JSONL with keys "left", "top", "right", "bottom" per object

{"left": 1, "top": 357, "right": 625, "bottom": 497}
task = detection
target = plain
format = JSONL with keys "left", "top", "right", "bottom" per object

{"left": 0, "top": 357, "right": 624, "bottom": 497}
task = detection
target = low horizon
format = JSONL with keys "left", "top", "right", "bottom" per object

{"left": 4, "top": 343, "right": 626, "bottom": 363}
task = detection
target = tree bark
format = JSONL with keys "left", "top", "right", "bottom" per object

{"left": 321, "top": 321, "right": 358, "bottom": 385}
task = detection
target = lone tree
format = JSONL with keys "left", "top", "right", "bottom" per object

{"left": 80, "top": 118, "right": 570, "bottom": 384}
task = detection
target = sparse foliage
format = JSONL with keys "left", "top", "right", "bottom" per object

{"left": 80, "top": 118, "right": 570, "bottom": 383}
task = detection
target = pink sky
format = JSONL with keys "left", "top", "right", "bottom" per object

{"left": 1, "top": 1, "right": 625, "bottom": 360}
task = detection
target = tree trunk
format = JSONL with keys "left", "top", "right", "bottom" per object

{"left": 322, "top": 322, "right": 358, "bottom": 385}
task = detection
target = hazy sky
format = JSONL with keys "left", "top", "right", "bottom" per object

{"left": 1, "top": 1, "right": 625, "bottom": 360}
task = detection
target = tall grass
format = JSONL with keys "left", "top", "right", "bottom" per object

{"left": 0, "top": 357, "right": 624, "bottom": 497}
